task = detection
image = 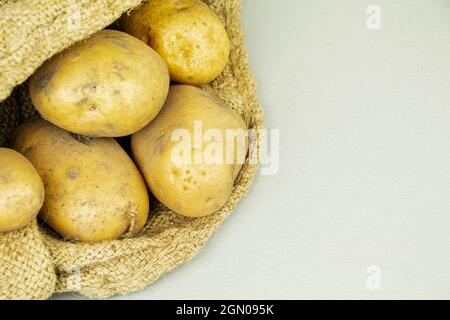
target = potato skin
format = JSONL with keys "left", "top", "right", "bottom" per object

{"left": 29, "top": 29, "right": 170, "bottom": 137}
{"left": 13, "top": 119, "right": 149, "bottom": 242}
{"left": 0, "top": 148, "right": 44, "bottom": 232}
{"left": 121, "top": 0, "right": 230, "bottom": 85}
{"left": 131, "top": 85, "right": 247, "bottom": 217}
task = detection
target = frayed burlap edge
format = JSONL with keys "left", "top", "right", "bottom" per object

{"left": 0, "top": 0, "right": 263, "bottom": 299}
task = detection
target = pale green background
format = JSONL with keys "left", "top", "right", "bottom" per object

{"left": 56, "top": 0, "right": 450, "bottom": 299}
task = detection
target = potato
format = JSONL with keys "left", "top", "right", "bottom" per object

{"left": 29, "top": 29, "right": 170, "bottom": 137}
{"left": 131, "top": 85, "right": 247, "bottom": 217}
{"left": 121, "top": 0, "right": 230, "bottom": 85}
{"left": 0, "top": 148, "right": 44, "bottom": 232}
{"left": 13, "top": 119, "right": 149, "bottom": 242}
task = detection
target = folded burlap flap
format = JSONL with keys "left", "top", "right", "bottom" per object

{"left": 0, "top": 0, "right": 263, "bottom": 299}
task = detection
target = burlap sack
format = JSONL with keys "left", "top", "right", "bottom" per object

{"left": 0, "top": 0, "right": 263, "bottom": 299}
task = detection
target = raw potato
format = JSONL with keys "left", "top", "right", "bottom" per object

{"left": 0, "top": 148, "right": 44, "bottom": 232}
{"left": 132, "top": 85, "right": 247, "bottom": 217}
{"left": 121, "top": 0, "right": 230, "bottom": 85}
{"left": 29, "top": 29, "right": 170, "bottom": 137}
{"left": 13, "top": 119, "right": 149, "bottom": 242}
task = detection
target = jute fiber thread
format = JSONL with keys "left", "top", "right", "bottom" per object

{"left": 0, "top": 0, "right": 263, "bottom": 299}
